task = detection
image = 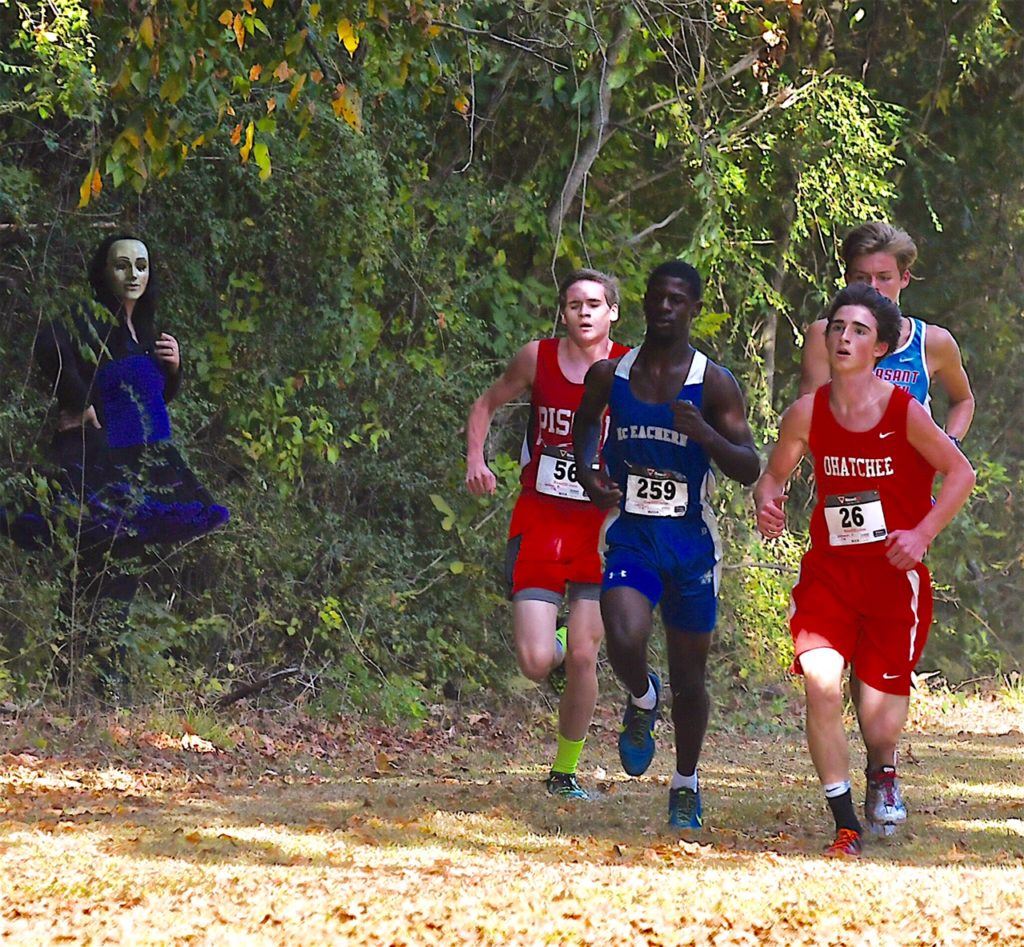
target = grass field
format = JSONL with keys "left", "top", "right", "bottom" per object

{"left": 0, "top": 684, "right": 1022, "bottom": 945}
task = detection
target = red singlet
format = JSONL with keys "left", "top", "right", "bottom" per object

{"left": 518, "top": 338, "right": 630, "bottom": 498}
{"left": 808, "top": 384, "right": 935, "bottom": 556}
{"left": 789, "top": 383, "right": 938, "bottom": 695}
{"left": 506, "top": 338, "right": 628, "bottom": 599}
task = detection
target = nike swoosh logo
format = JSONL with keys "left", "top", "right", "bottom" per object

{"left": 882, "top": 672, "right": 900, "bottom": 679}
{"left": 879, "top": 432, "right": 895, "bottom": 439}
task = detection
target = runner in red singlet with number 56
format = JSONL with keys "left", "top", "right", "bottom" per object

{"left": 466, "top": 270, "right": 628, "bottom": 800}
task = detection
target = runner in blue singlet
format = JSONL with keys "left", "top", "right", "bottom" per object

{"left": 800, "top": 221, "right": 974, "bottom": 447}
{"left": 574, "top": 260, "right": 759, "bottom": 831}
{"left": 874, "top": 315, "right": 930, "bottom": 408}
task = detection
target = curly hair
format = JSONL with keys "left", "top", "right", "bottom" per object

{"left": 824, "top": 282, "right": 902, "bottom": 359}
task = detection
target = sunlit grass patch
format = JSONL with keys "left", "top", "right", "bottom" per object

{"left": 419, "top": 809, "right": 569, "bottom": 854}
{"left": 940, "top": 818, "right": 1024, "bottom": 839}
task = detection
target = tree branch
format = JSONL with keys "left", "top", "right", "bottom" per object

{"left": 547, "top": 12, "right": 632, "bottom": 238}
{"left": 435, "top": 21, "right": 568, "bottom": 70}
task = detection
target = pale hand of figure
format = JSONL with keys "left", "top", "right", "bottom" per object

{"left": 57, "top": 405, "right": 101, "bottom": 432}
{"left": 154, "top": 333, "right": 181, "bottom": 373}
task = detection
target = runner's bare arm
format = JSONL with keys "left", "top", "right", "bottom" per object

{"left": 884, "top": 399, "right": 976, "bottom": 569}
{"left": 926, "top": 325, "right": 975, "bottom": 440}
{"left": 573, "top": 359, "right": 621, "bottom": 509}
{"left": 465, "top": 341, "right": 539, "bottom": 496}
{"left": 753, "top": 396, "right": 813, "bottom": 538}
{"left": 677, "top": 364, "right": 760, "bottom": 486}
{"left": 798, "top": 319, "right": 829, "bottom": 396}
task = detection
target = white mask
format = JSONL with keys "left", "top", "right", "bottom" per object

{"left": 105, "top": 239, "right": 150, "bottom": 303}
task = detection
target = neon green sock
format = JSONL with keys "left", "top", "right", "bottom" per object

{"left": 552, "top": 734, "right": 585, "bottom": 776}
{"left": 554, "top": 623, "right": 567, "bottom": 663}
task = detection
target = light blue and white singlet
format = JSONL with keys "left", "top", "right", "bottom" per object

{"left": 875, "top": 316, "right": 930, "bottom": 410}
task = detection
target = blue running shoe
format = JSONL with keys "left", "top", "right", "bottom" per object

{"left": 618, "top": 672, "right": 661, "bottom": 776}
{"left": 546, "top": 770, "right": 590, "bottom": 800}
{"left": 668, "top": 785, "right": 703, "bottom": 829}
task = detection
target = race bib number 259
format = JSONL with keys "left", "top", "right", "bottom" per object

{"left": 624, "top": 466, "right": 688, "bottom": 517}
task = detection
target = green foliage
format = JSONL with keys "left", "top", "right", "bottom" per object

{"left": 1, "top": 0, "right": 1022, "bottom": 715}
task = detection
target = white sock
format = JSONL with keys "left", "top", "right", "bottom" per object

{"left": 671, "top": 769, "right": 698, "bottom": 791}
{"left": 630, "top": 677, "right": 657, "bottom": 710}
{"left": 823, "top": 780, "right": 852, "bottom": 799}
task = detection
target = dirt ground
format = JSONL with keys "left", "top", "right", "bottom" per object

{"left": 0, "top": 685, "right": 1022, "bottom": 945}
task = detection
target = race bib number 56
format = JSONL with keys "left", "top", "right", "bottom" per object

{"left": 624, "top": 465, "right": 688, "bottom": 517}
{"left": 536, "top": 447, "right": 590, "bottom": 502}
{"left": 824, "top": 490, "right": 888, "bottom": 547}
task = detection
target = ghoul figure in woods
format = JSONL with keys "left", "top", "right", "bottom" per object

{"left": 1, "top": 234, "right": 228, "bottom": 693}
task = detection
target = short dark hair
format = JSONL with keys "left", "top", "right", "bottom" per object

{"left": 647, "top": 260, "right": 702, "bottom": 300}
{"left": 841, "top": 221, "right": 918, "bottom": 273}
{"left": 557, "top": 268, "right": 620, "bottom": 310}
{"left": 824, "top": 283, "right": 902, "bottom": 359}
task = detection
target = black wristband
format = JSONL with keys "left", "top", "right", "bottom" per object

{"left": 948, "top": 435, "right": 963, "bottom": 453}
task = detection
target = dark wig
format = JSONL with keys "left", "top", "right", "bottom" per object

{"left": 87, "top": 234, "right": 158, "bottom": 348}
{"left": 647, "top": 260, "right": 702, "bottom": 300}
{"left": 824, "top": 283, "right": 902, "bottom": 359}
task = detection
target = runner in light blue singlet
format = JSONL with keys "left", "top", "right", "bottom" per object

{"left": 874, "top": 315, "right": 930, "bottom": 409}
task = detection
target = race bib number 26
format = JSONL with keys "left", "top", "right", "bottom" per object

{"left": 624, "top": 465, "right": 688, "bottom": 517}
{"left": 824, "top": 490, "right": 888, "bottom": 547}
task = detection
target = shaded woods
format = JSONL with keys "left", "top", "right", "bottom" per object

{"left": 1, "top": 1, "right": 1022, "bottom": 710}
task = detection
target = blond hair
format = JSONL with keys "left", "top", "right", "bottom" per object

{"left": 841, "top": 221, "right": 918, "bottom": 273}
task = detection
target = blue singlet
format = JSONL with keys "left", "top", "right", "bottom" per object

{"left": 601, "top": 347, "right": 722, "bottom": 633}
{"left": 874, "top": 316, "right": 930, "bottom": 410}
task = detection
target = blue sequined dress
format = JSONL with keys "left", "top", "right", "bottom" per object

{"left": 3, "top": 318, "right": 228, "bottom": 556}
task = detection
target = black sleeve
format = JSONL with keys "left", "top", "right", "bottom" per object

{"left": 162, "top": 358, "right": 182, "bottom": 402}
{"left": 33, "top": 321, "right": 92, "bottom": 413}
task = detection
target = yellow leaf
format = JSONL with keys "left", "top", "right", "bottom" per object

{"left": 262, "top": 0, "right": 273, "bottom": 7}
{"left": 253, "top": 141, "right": 271, "bottom": 181}
{"left": 138, "top": 15, "right": 155, "bottom": 50}
{"left": 273, "top": 60, "right": 294, "bottom": 81}
{"left": 337, "top": 17, "right": 359, "bottom": 55}
{"left": 266, "top": 98, "right": 276, "bottom": 113}
{"left": 426, "top": 25, "right": 441, "bottom": 38}
{"left": 309, "top": 3, "right": 320, "bottom": 18}
{"left": 90, "top": 168, "right": 102, "bottom": 199}
{"left": 242, "top": 0, "right": 254, "bottom": 12}
{"left": 331, "top": 83, "right": 363, "bottom": 131}
{"left": 218, "top": 9, "right": 234, "bottom": 26}
{"left": 240, "top": 121, "right": 254, "bottom": 161}
{"left": 249, "top": 63, "right": 262, "bottom": 81}
{"left": 287, "top": 72, "right": 306, "bottom": 109}
{"left": 77, "top": 166, "right": 95, "bottom": 208}
{"left": 233, "top": 13, "right": 245, "bottom": 50}
{"left": 453, "top": 94, "right": 469, "bottom": 115}
{"left": 229, "top": 122, "right": 242, "bottom": 145}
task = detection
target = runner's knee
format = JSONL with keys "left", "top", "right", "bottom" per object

{"left": 516, "top": 642, "right": 555, "bottom": 681}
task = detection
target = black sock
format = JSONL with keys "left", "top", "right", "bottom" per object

{"left": 826, "top": 789, "right": 862, "bottom": 835}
